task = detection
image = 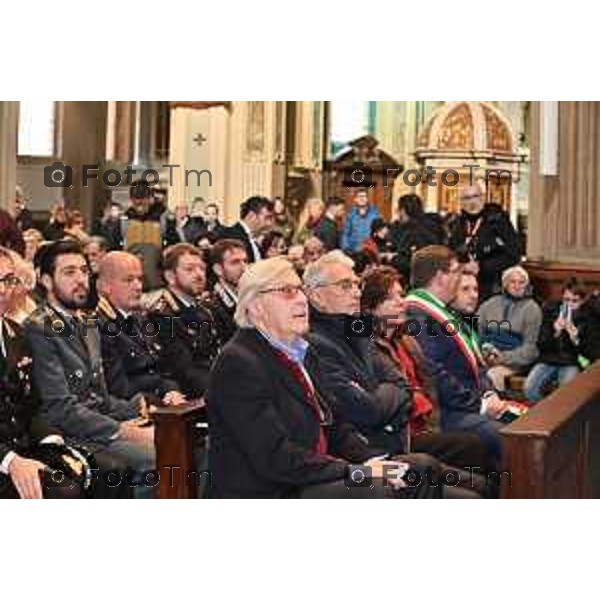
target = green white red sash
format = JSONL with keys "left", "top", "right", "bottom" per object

{"left": 405, "top": 289, "right": 484, "bottom": 379}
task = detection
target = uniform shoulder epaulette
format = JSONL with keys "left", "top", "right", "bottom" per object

{"left": 97, "top": 296, "right": 117, "bottom": 320}
{"left": 145, "top": 288, "right": 180, "bottom": 314}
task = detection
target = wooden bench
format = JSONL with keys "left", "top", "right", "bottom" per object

{"left": 500, "top": 361, "right": 600, "bottom": 498}
{"left": 152, "top": 400, "right": 207, "bottom": 499}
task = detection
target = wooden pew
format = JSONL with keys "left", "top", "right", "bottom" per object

{"left": 500, "top": 361, "right": 600, "bottom": 498}
{"left": 152, "top": 400, "right": 206, "bottom": 499}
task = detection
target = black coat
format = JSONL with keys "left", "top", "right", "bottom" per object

{"left": 0, "top": 319, "right": 57, "bottom": 462}
{"left": 447, "top": 204, "right": 520, "bottom": 299}
{"left": 306, "top": 309, "right": 412, "bottom": 456}
{"left": 217, "top": 222, "right": 260, "bottom": 263}
{"left": 577, "top": 293, "right": 600, "bottom": 363}
{"left": 210, "top": 282, "right": 238, "bottom": 346}
{"left": 148, "top": 290, "right": 221, "bottom": 398}
{"left": 205, "top": 328, "right": 371, "bottom": 498}
{"left": 313, "top": 216, "right": 340, "bottom": 251}
{"left": 537, "top": 300, "right": 581, "bottom": 366}
{"left": 97, "top": 298, "right": 179, "bottom": 401}
{"left": 389, "top": 216, "right": 445, "bottom": 280}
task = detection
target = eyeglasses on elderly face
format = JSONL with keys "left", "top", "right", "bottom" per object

{"left": 259, "top": 284, "right": 305, "bottom": 299}
{"left": 312, "top": 277, "right": 361, "bottom": 292}
{"left": 461, "top": 193, "right": 482, "bottom": 201}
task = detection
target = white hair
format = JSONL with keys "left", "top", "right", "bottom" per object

{"left": 501, "top": 265, "right": 530, "bottom": 288}
{"left": 302, "top": 250, "right": 354, "bottom": 289}
{"left": 234, "top": 257, "right": 298, "bottom": 328}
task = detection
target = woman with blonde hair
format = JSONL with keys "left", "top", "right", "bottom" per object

{"left": 293, "top": 197, "right": 324, "bottom": 245}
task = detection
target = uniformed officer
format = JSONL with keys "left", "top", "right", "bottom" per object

{"left": 95, "top": 251, "right": 186, "bottom": 406}
{"left": 148, "top": 243, "right": 220, "bottom": 398}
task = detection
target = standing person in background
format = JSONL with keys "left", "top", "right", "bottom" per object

{"left": 272, "top": 198, "right": 294, "bottom": 246}
{"left": 293, "top": 198, "right": 325, "bottom": 246}
{"left": 43, "top": 202, "right": 67, "bottom": 242}
{"left": 341, "top": 189, "right": 380, "bottom": 253}
{"left": 389, "top": 194, "right": 445, "bottom": 283}
{"left": 314, "top": 197, "right": 345, "bottom": 251}
{"left": 447, "top": 184, "right": 519, "bottom": 301}
{"left": 217, "top": 196, "right": 274, "bottom": 263}
{"left": 12, "top": 187, "right": 34, "bottom": 232}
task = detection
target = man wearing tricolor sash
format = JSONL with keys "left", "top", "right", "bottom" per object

{"left": 404, "top": 246, "right": 510, "bottom": 468}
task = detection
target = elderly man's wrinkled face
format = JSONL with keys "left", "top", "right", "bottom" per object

{"left": 304, "top": 238, "right": 325, "bottom": 263}
{"left": 505, "top": 272, "right": 528, "bottom": 298}
{"left": 460, "top": 186, "right": 484, "bottom": 215}
{"left": 308, "top": 262, "right": 361, "bottom": 316}
{"left": 104, "top": 257, "right": 143, "bottom": 312}
{"left": 253, "top": 271, "right": 309, "bottom": 341}
{"left": 452, "top": 274, "right": 479, "bottom": 315}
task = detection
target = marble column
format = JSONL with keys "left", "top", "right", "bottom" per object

{"left": 0, "top": 101, "right": 19, "bottom": 210}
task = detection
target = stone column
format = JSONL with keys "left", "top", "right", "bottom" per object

{"left": 0, "top": 101, "right": 19, "bottom": 209}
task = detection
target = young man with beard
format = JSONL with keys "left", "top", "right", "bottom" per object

{"left": 208, "top": 239, "right": 248, "bottom": 346}
{"left": 24, "top": 241, "right": 155, "bottom": 498}
{"left": 149, "top": 243, "right": 220, "bottom": 398}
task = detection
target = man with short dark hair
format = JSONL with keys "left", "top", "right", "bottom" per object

{"left": 149, "top": 243, "right": 220, "bottom": 398}
{"left": 24, "top": 240, "right": 155, "bottom": 498}
{"left": 218, "top": 196, "right": 274, "bottom": 262}
{"left": 405, "top": 245, "right": 509, "bottom": 468}
{"left": 313, "top": 197, "right": 345, "bottom": 251}
{"left": 341, "top": 190, "right": 380, "bottom": 253}
{"left": 209, "top": 239, "right": 248, "bottom": 345}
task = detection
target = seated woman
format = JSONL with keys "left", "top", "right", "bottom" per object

{"left": 478, "top": 265, "right": 543, "bottom": 391}
{"left": 205, "top": 257, "right": 442, "bottom": 499}
{"left": 361, "top": 266, "right": 493, "bottom": 479}
{"left": 524, "top": 278, "right": 587, "bottom": 402}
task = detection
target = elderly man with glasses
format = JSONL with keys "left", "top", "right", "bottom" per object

{"left": 205, "top": 256, "right": 442, "bottom": 498}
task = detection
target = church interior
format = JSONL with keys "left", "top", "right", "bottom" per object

{"left": 0, "top": 99, "right": 599, "bottom": 502}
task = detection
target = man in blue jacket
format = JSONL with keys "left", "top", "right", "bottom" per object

{"left": 341, "top": 190, "right": 380, "bottom": 253}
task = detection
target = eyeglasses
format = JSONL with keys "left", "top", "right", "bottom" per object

{"left": 461, "top": 194, "right": 481, "bottom": 201}
{"left": 314, "top": 278, "right": 361, "bottom": 292}
{"left": 0, "top": 274, "right": 21, "bottom": 288}
{"left": 259, "top": 284, "right": 305, "bottom": 299}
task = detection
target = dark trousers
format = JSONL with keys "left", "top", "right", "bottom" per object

{"left": 298, "top": 453, "right": 444, "bottom": 499}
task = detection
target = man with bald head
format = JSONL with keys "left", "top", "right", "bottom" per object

{"left": 96, "top": 251, "right": 186, "bottom": 407}
{"left": 447, "top": 183, "right": 519, "bottom": 301}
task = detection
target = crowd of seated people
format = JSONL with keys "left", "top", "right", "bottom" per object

{"left": 2, "top": 179, "right": 600, "bottom": 499}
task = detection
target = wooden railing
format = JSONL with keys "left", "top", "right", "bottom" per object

{"left": 500, "top": 361, "right": 600, "bottom": 498}
{"left": 153, "top": 400, "right": 207, "bottom": 499}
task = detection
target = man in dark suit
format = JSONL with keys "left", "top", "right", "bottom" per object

{"left": 96, "top": 251, "right": 186, "bottom": 406}
{"left": 162, "top": 203, "right": 205, "bottom": 247}
{"left": 208, "top": 239, "right": 248, "bottom": 345}
{"left": 24, "top": 240, "right": 156, "bottom": 498}
{"left": 217, "top": 196, "right": 274, "bottom": 263}
{"left": 205, "top": 256, "right": 442, "bottom": 498}
{"left": 404, "top": 245, "right": 511, "bottom": 469}
{"left": 148, "top": 243, "right": 220, "bottom": 398}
